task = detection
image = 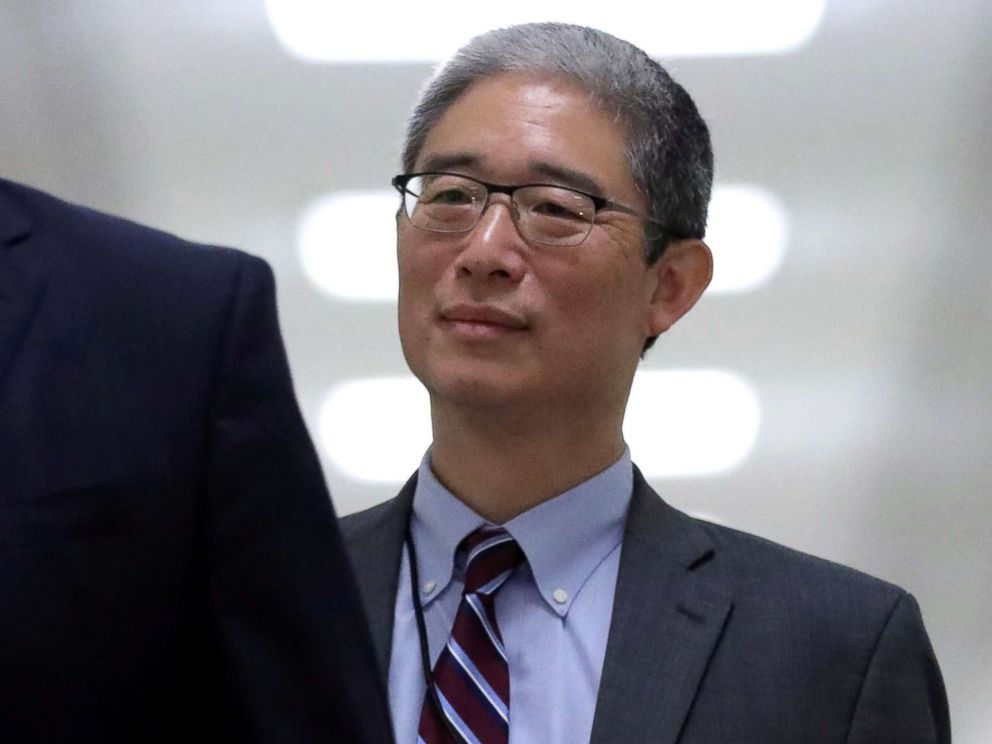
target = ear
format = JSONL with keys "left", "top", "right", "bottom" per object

{"left": 644, "top": 239, "right": 713, "bottom": 336}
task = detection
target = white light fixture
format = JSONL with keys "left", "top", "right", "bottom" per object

{"left": 318, "top": 370, "right": 759, "bottom": 484}
{"left": 265, "top": 0, "right": 826, "bottom": 63}
{"left": 297, "top": 190, "right": 398, "bottom": 302}
{"left": 624, "top": 369, "right": 761, "bottom": 477}
{"left": 318, "top": 377, "right": 432, "bottom": 482}
{"left": 707, "top": 184, "right": 788, "bottom": 293}
{"left": 297, "top": 185, "right": 786, "bottom": 301}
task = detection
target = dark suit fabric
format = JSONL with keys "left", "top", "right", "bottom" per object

{"left": 341, "top": 470, "right": 949, "bottom": 744}
{"left": 0, "top": 179, "right": 393, "bottom": 743}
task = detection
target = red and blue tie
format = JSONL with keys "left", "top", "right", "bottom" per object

{"left": 418, "top": 528, "right": 524, "bottom": 744}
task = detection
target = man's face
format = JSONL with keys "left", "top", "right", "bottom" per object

{"left": 397, "top": 72, "right": 662, "bottom": 416}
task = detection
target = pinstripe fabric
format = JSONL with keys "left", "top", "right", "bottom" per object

{"left": 418, "top": 529, "right": 524, "bottom": 744}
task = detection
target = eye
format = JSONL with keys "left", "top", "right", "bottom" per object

{"left": 524, "top": 187, "right": 593, "bottom": 222}
{"left": 531, "top": 199, "right": 587, "bottom": 220}
{"left": 417, "top": 176, "right": 479, "bottom": 206}
{"left": 426, "top": 187, "right": 473, "bottom": 205}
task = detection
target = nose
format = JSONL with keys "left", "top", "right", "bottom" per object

{"left": 452, "top": 196, "right": 526, "bottom": 283}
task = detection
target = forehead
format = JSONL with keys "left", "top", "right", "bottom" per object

{"left": 416, "top": 72, "right": 637, "bottom": 200}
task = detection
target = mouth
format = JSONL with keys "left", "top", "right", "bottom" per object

{"left": 439, "top": 303, "right": 529, "bottom": 338}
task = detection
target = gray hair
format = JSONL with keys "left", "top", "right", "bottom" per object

{"left": 401, "top": 22, "right": 714, "bottom": 266}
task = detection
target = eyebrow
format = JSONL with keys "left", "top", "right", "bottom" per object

{"left": 418, "top": 151, "right": 481, "bottom": 173}
{"left": 528, "top": 162, "right": 605, "bottom": 198}
{"left": 416, "top": 152, "right": 606, "bottom": 198}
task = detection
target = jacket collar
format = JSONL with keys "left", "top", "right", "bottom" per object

{"left": 589, "top": 467, "right": 733, "bottom": 744}
{"left": 341, "top": 476, "right": 416, "bottom": 684}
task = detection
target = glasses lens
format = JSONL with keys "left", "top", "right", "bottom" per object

{"left": 405, "top": 174, "right": 485, "bottom": 232}
{"left": 515, "top": 186, "right": 595, "bottom": 246}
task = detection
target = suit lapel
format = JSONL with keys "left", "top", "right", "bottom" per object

{"left": 341, "top": 477, "right": 415, "bottom": 684}
{"left": 590, "top": 470, "right": 732, "bottom": 744}
{"left": 0, "top": 186, "right": 49, "bottom": 395}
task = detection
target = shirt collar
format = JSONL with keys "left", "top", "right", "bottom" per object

{"left": 410, "top": 448, "right": 633, "bottom": 617}
{"left": 409, "top": 452, "right": 489, "bottom": 605}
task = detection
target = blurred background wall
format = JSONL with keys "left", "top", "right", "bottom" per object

{"left": 1, "top": 0, "right": 988, "bottom": 739}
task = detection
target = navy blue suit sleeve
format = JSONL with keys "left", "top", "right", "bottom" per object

{"left": 845, "top": 593, "right": 950, "bottom": 744}
{"left": 202, "top": 253, "right": 393, "bottom": 743}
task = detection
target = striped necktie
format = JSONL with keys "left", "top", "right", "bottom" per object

{"left": 418, "top": 528, "right": 524, "bottom": 744}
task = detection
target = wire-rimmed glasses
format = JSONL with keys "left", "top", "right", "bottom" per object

{"left": 392, "top": 171, "right": 678, "bottom": 247}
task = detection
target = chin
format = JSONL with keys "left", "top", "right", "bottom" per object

{"left": 422, "top": 365, "right": 537, "bottom": 411}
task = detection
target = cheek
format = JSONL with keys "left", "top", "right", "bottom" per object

{"left": 398, "top": 254, "right": 441, "bottom": 313}
{"left": 397, "top": 227, "right": 454, "bottom": 281}
{"left": 397, "top": 276, "right": 430, "bottom": 375}
{"left": 396, "top": 243, "right": 450, "bottom": 340}
{"left": 397, "top": 241, "right": 423, "bottom": 316}
{"left": 547, "top": 266, "right": 647, "bottom": 350}
{"left": 550, "top": 258, "right": 635, "bottom": 313}
{"left": 397, "top": 264, "right": 429, "bottom": 335}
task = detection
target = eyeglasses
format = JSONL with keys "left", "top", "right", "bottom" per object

{"left": 391, "top": 171, "right": 679, "bottom": 247}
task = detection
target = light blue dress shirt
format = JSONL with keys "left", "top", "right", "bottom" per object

{"left": 388, "top": 449, "right": 633, "bottom": 744}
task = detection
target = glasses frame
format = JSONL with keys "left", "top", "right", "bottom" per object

{"left": 391, "top": 171, "right": 682, "bottom": 247}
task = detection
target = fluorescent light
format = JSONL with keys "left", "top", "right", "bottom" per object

{"left": 265, "top": 0, "right": 825, "bottom": 62}
{"left": 707, "top": 184, "right": 788, "bottom": 293}
{"left": 624, "top": 369, "right": 760, "bottom": 477}
{"left": 297, "top": 184, "right": 785, "bottom": 301}
{"left": 297, "top": 190, "right": 398, "bottom": 302}
{"left": 318, "top": 370, "right": 759, "bottom": 483}
{"left": 318, "top": 377, "right": 432, "bottom": 482}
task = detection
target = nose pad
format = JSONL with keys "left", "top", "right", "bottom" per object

{"left": 474, "top": 194, "right": 524, "bottom": 243}
{"left": 455, "top": 197, "right": 526, "bottom": 280}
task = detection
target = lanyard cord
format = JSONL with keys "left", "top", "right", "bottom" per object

{"left": 405, "top": 526, "right": 461, "bottom": 743}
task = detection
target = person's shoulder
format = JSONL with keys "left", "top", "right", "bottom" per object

{"left": 340, "top": 495, "right": 406, "bottom": 540}
{"left": 697, "top": 516, "right": 900, "bottom": 588}
{"left": 1, "top": 177, "right": 260, "bottom": 279}
{"left": 685, "top": 513, "right": 909, "bottom": 625}
{"left": 340, "top": 474, "right": 417, "bottom": 547}
{"left": 634, "top": 474, "right": 905, "bottom": 607}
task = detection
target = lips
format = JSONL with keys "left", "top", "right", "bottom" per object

{"left": 439, "top": 303, "right": 529, "bottom": 332}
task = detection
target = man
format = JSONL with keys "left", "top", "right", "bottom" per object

{"left": 0, "top": 178, "right": 393, "bottom": 742}
{"left": 341, "top": 22, "right": 949, "bottom": 744}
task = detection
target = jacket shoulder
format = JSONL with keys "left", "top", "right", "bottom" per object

{"left": 340, "top": 494, "right": 408, "bottom": 543}
{"left": 340, "top": 498, "right": 391, "bottom": 531}
{"left": 681, "top": 515, "right": 911, "bottom": 642}
{"left": 1, "top": 177, "right": 261, "bottom": 279}
{"left": 700, "top": 518, "right": 904, "bottom": 596}
{"left": 632, "top": 474, "right": 906, "bottom": 609}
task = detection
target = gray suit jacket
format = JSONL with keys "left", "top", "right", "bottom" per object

{"left": 341, "top": 467, "right": 949, "bottom": 743}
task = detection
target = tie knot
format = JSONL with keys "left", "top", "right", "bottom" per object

{"left": 460, "top": 528, "right": 524, "bottom": 596}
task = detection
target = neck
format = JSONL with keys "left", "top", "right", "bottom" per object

{"left": 428, "top": 400, "right": 626, "bottom": 524}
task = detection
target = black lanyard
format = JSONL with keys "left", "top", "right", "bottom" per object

{"left": 405, "top": 523, "right": 461, "bottom": 743}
